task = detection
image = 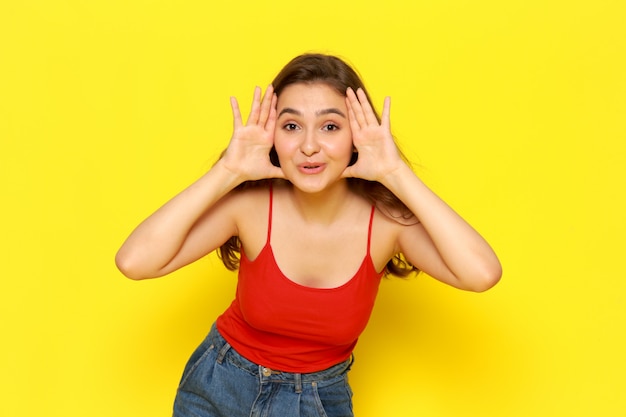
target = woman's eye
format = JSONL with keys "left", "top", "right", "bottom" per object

{"left": 283, "top": 123, "right": 298, "bottom": 131}
{"left": 323, "top": 124, "right": 339, "bottom": 132}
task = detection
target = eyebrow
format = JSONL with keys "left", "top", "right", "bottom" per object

{"left": 278, "top": 107, "right": 346, "bottom": 118}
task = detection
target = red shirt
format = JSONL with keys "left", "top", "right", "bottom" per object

{"left": 217, "top": 187, "right": 384, "bottom": 373}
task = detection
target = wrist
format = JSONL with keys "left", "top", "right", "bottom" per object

{"left": 207, "top": 159, "right": 246, "bottom": 193}
{"left": 378, "top": 162, "right": 419, "bottom": 191}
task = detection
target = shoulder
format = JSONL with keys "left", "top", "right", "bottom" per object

{"left": 370, "top": 202, "right": 423, "bottom": 262}
{"left": 221, "top": 180, "right": 274, "bottom": 208}
{"left": 215, "top": 181, "right": 267, "bottom": 221}
{"left": 224, "top": 180, "right": 287, "bottom": 257}
{"left": 371, "top": 206, "right": 405, "bottom": 249}
{"left": 224, "top": 180, "right": 283, "bottom": 238}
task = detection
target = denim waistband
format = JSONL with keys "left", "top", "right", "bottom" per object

{"left": 206, "top": 323, "right": 353, "bottom": 385}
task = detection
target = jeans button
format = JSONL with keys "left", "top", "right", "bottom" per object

{"left": 262, "top": 367, "right": 272, "bottom": 377}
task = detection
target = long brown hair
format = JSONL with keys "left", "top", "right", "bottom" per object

{"left": 218, "top": 54, "right": 419, "bottom": 277}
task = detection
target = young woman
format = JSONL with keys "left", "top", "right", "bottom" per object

{"left": 115, "top": 53, "right": 502, "bottom": 417}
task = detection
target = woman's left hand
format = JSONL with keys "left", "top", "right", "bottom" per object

{"left": 342, "top": 87, "right": 405, "bottom": 181}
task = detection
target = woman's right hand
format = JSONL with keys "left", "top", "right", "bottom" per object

{"left": 219, "top": 85, "right": 285, "bottom": 181}
{"left": 116, "top": 86, "right": 284, "bottom": 280}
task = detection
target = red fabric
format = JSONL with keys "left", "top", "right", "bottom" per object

{"left": 217, "top": 187, "right": 384, "bottom": 373}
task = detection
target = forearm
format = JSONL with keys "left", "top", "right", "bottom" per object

{"left": 115, "top": 160, "right": 242, "bottom": 279}
{"left": 381, "top": 163, "right": 502, "bottom": 290}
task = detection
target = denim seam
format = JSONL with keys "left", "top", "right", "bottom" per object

{"left": 222, "top": 356, "right": 260, "bottom": 377}
{"left": 311, "top": 382, "right": 330, "bottom": 417}
{"left": 178, "top": 343, "right": 215, "bottom": 389}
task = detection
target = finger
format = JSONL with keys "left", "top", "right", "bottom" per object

{"left": 269, "top": 166, "right": 287, "bottom": 180}
{"left": 230, "top": 96, "right": 243, "bottom": 129}
{"left": 346, "top": 87, "right": 366, "bottom": 127}
{"left": 246, "top": 86, "right": 262, "bottom": 125}
{"left": 341, "top": 164, "right": 355, "bottom": 179}
{"left": 345, "top": 95, "right": 361, "bottom": 134}
{"left": 381, "top": 96, "right": 391, "bottom": 129}
{"left": 265, "top": 92, "right": 278, "bottom": 130}
{"left": 258, "top": 85, "right": 274, "bottom": 126}
{"left": 356, "top": 88, "right": 378, "bottom": 126}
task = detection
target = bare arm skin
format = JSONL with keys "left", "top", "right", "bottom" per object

{"left": 115, "top": 86, "right": 284, "bottom": 279}
{"left": 344, "top": 87, "right": 502, "bottom": 292}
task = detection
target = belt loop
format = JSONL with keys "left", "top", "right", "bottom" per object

{"left": 348, "top": 353, "right": 355, "bottom": 370}
{"left": 216, "top": 342, "right": 231, "bottom": 364}
{"left": 294, "top": 373, "right": 302, "bottom": 394}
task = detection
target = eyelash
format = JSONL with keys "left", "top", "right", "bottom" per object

{"left": 282, "top": 123, "right": 340, "bottom": 131}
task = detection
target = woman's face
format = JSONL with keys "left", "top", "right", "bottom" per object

{"left": 274, "top": 82, "right": 353, "bottom": 193}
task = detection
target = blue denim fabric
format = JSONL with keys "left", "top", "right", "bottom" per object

{"left": 173, "top": 323, "right": 354, "bottom": 417}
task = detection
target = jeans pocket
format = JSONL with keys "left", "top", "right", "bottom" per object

{"left": 177, "top": 339, "right": 216, "bottom": 390}
{"left": 312, "top": 375, "right": 354, "bottom": 417}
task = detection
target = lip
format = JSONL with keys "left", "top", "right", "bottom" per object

{"left": 297, "top": 162, "right": 326, "bottom": 175}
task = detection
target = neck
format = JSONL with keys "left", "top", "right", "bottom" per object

{"left": 289, "top": 180, "right": 354, "bottom": 224}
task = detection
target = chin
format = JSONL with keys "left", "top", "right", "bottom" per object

{"left": 291, "top": 182, "right": 326, "bottom": 194}
{"left": 292, "top": 177, "right": 347, "bottom": 195}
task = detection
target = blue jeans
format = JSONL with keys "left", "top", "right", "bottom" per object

{"left": 173, "top": 324, "right": 355, "bottom": 417}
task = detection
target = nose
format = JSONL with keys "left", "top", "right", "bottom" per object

{"left": 300, "top": 130, "right": 320, "bottom": 156}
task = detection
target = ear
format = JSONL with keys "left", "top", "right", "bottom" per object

{"left": 269, "top": 146, "right": 280, "bottom": 167}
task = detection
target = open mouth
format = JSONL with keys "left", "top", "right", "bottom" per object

{"left": 299, "top": 163, "right": 325, "bottom": 174}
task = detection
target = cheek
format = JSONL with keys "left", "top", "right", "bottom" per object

{"left": 272, "top": 133, "right": 295, "bottom": 158}
{"left": 326, "top": 133, "right": 354, "bottom": 156}
{"left": 342, "top": 127, "right": 354, "bottom": 150}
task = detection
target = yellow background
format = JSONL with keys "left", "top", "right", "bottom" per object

{"left": 1, "top": 1, "right": 625, "bottom": 416}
